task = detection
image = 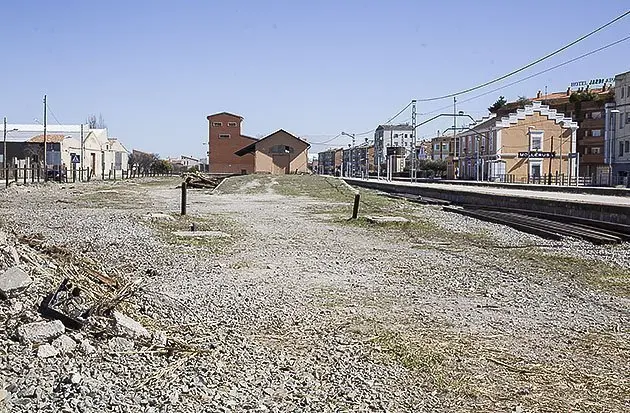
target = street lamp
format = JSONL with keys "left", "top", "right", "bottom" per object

{"left": 3, "top": 117, "right": 18, "bottom": 177}
{"left": 341, "top": 132, "right": 356, "bottom": 177}
{"left": 605, "top": 105, "right": 620, "bottom": 182}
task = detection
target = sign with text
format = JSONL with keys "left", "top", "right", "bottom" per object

{"left": 570, "top": 77, "right": 614, "bottom": 90}
{"left": 518, "top": 151, "right": 556, "bottom": 159}
{"left": 568, "top": 152, "right": 579, "bottom": 159}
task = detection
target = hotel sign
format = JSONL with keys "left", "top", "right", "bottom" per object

{"left": 518, "top": 151, "right": 556, "bottom": 159}
{"left": 570, "top": 77, "right": 614, "bottom": 89}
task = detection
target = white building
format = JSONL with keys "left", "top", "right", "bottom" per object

{"left": 3, "top": 123, "right": 129, "bottom": 179}
{"left": 611, "top": 70, "right": 630, "bottom": 180}
{"left": 373, "top": 124, "right": 414, "bottom": 174}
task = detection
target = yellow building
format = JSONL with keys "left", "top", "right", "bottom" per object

{"left": 458, "top": 101, "right": 578, "bottom": 183}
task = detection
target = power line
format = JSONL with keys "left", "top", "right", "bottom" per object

{"left": 415, "top": 10, "right": 630, "bottom": 102}
{"left": 46, "top": 103, "right": 62, "bottom": 125}
{"left": 418, "top": 35, "right": 630, "bottom": 119}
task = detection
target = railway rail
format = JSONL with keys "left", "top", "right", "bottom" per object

{"left": 378, "top": 191, "right": 630, "bottom": 245}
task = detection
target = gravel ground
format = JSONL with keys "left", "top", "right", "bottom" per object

{"left": 1, "top": 175, "right": 629, "bottom": 412}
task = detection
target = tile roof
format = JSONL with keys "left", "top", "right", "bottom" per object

{"left": 28, "top": 134, "right": 70, "bottom": 143}
{"left": 207, "top": 112, "right": 243, "bottom": 119}
{"left": 376, "top": 124, "right": 413, "bottom": 131}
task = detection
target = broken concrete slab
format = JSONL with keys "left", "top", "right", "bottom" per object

{"left": 52, "top": 334, "right": 77, "bottom": 354}
{"left": 79, "top": 339, "right": 96, "bottom": 355}
{"left": 113, "top": 311, "right": 150, "bottom": 340}
{"left": 17, "top": 320, "right": 65, "bottom": 344}
{"left": 365, "top": 216, "right": 410, "bottom": 224}
{"left": 108, "top": 337, "right": 134, "bottom": 352}
{"left": 37, "top": 344, "right": 59, "bottom": 358}
{"left": 172, "top": 230, "right": 230, "bottom": 238}
{"left": 141, "top": 213, "right": 175, "bottom": 221}
{"left": 0, "top": 267, "right": 32, "bottom": 299}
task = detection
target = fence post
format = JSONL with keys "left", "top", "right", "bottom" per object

{"left": 31, "top": 165, "right": 35, "bottom": 183}
{"left": 13, "top": 167, "right": 17, "bottom": 183}
{"left": 23, "top": 165, "right": 27, "bottom": 185}
{"left": 351, "top": 193, "right": 360, "bottom": 219}
{"left": 181, "top": 181, "right": 187, "bottom": 216}
{"left": 5, "top": 168, "right": 8, "bottom": 187}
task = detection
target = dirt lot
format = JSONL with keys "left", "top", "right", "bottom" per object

{"left": 1, "top": 174, "right": 629, "bottom": 412}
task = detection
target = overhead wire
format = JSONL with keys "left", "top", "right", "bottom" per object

{"left": 415, "top": 10, "right": 630, "bottom": 102}
{"left": 417, "top": 35, "right": 630, "bottom": 118}
{"left": 46, "top": 103, "right": 62, "bottom": 125}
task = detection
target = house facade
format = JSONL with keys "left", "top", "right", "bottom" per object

{"left": 3, "top": 123, "right": 129, "bottom": 178}
{"left": 317, "top": 149, "right": 337, "bottom": 175}
{"left": 464, "top": 101, "right": 578, "bottom": 183}
{"left": 611, "top": 70, "right": 630, "bottom": 180}
{"left": 207, "top": 112, "right": 256, "bottom": 174}
{"left": 496, "top": 85, "right": 614, "bottom": 177}
{"left": 235, "top": 129, "right": 310, "bottom": 174}
{"left": 374, "top": 124, "right": 414, "bottom": 174}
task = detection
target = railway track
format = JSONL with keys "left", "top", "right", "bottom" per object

{"left": 376, "top": 189, "right": 629, "bottom": 244}
{"left": 443, "top": 206, "right": 629, "bottom": 245}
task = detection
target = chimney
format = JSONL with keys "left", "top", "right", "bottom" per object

{"left": 566, "top": 87, "right": 571, "bottom": 96}
{"left": 536, "top": 90, "right": 542, "bottom": 99}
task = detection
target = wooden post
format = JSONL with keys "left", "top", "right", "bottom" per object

{"left": 13, "top": 167, "right": 17, "bottom": 183}
{"left": 31, "top": 164, "right": 35, "bottom": 183}
{"left": 351, "top": 193, "right": 360, "bottom": 219}
{"left": 181, "top": 181, "right": 187, "bottom": 216}
{"left": 23, "top": 164, "right": 27, "bottom": 185}
{"left": 36, "top": 166, "right": 40, "bottom": 182}
{"left": 5, "top": 168, "right": 8, "bottom": 187}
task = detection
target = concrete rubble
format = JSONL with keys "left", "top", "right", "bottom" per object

{"left": 113, "top": 311, "right": 150, "bottom": 340}
{"left": 0, "top": 267, "right": 32, "bottom": 299}
{"left": 17, "top": 320, "right": 65, "bottom": 344}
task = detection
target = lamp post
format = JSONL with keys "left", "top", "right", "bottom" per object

{"left": 3, "top": 118, "right": 18, "bottom": 178}
{"left": 605, "top": 105, "right": 620, "bottom": 183}
{"left": 341, "top": 132, "right": 355, "bottom": 177}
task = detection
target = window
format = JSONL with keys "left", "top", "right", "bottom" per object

{"left": 621, "top": 114, "right": 625, "bottom": 129}
{"left": 627, "top": 113, "right": 630, "bottom": 124}
{"left": 623, "top": 87, "right": 626, "bottom": 99}
{"left": 591, "top": 129, "right": 602, "bottom": 137}
{"left": 620, "top": 142, "right": 624, "bottom": 157}
{"left": 270, "top": 145, "right": 294, "bottom": 154}
{"left": 228, "top": 122, "right": 237, "bottom": 127}
{"left": 626, "top": 141, "right": 630, "bottom": 153}
{"left": 218, "top": 133, "right": 230, "bottom": 139}
{"left": 530, "top": 161, "right": 542, "bottom": 177}
{"left": 530, "top": 130, "right": 543, "bottom": 150}
{"left": 591, "top": 111, "right": 602, "bottom": 119}
{"left": 213, "top": 122, "right": 222, "bottom": 127}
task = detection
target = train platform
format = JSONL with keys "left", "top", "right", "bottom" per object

{"left": 343, "top": 178, "right": 630, "bottom": 225}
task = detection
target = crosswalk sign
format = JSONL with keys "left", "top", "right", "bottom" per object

{"left": 70, "top": 153, "right": 80, "bottom": 164}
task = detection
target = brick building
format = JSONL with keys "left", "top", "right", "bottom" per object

{"left": 235, "top": 129, "right": 309, "bottom": 174}
{"left": 496, "top": 86, "right": 614, "bottom": 177}
{"left": 206, "top": 112, "right": 257, "bottom": 174}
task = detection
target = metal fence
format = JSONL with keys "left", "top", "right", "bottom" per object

{"left": 1, "top": 166, "right": 173, "bottom": 187}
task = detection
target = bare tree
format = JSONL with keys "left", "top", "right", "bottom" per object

{"left": 87, "top": 113, "right": 107, "bottom": 129}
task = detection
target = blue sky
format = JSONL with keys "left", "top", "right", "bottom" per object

{"left": 1, "top": 0, "right": 629, "bottom": 158}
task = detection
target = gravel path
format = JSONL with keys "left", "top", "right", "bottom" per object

{"left": 1, "top": 176, "right": 629, "bottom": 412}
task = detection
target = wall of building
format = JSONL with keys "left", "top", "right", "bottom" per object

{"left": 496, "top": 112, "right": 575, "bottom": 182}
{"left": 614, "top": 71, "right": 630, "bottom": 177}
{"left": 208, "top": 113, "right": 255, "bottom": 174}
{"left": 253, "top": 131, "right": 309, "bottom": 174}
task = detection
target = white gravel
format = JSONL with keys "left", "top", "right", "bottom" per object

{"left": 0, "top": 176, "right": 628, "bottom": 412}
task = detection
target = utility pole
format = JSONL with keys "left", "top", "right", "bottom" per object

{"left": 548, "top": 135, "right": 554, "bottom": 185}
{"left": 43, "top": 95, "right": 47, "bottom": 181}
{"left": 351, "top": 134, "right": 355, "bottom": 177}
{"left": 80, "top": 123, "right": 84, "bottom": 177}
{"left": 453, "top": 96, "right": 457, "bottom": 178}
{"left": 411, "top": 100, "right": 417, "bottom": 182}
{"left": 3, "top": 117, "right": 6, "bottom": 178}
